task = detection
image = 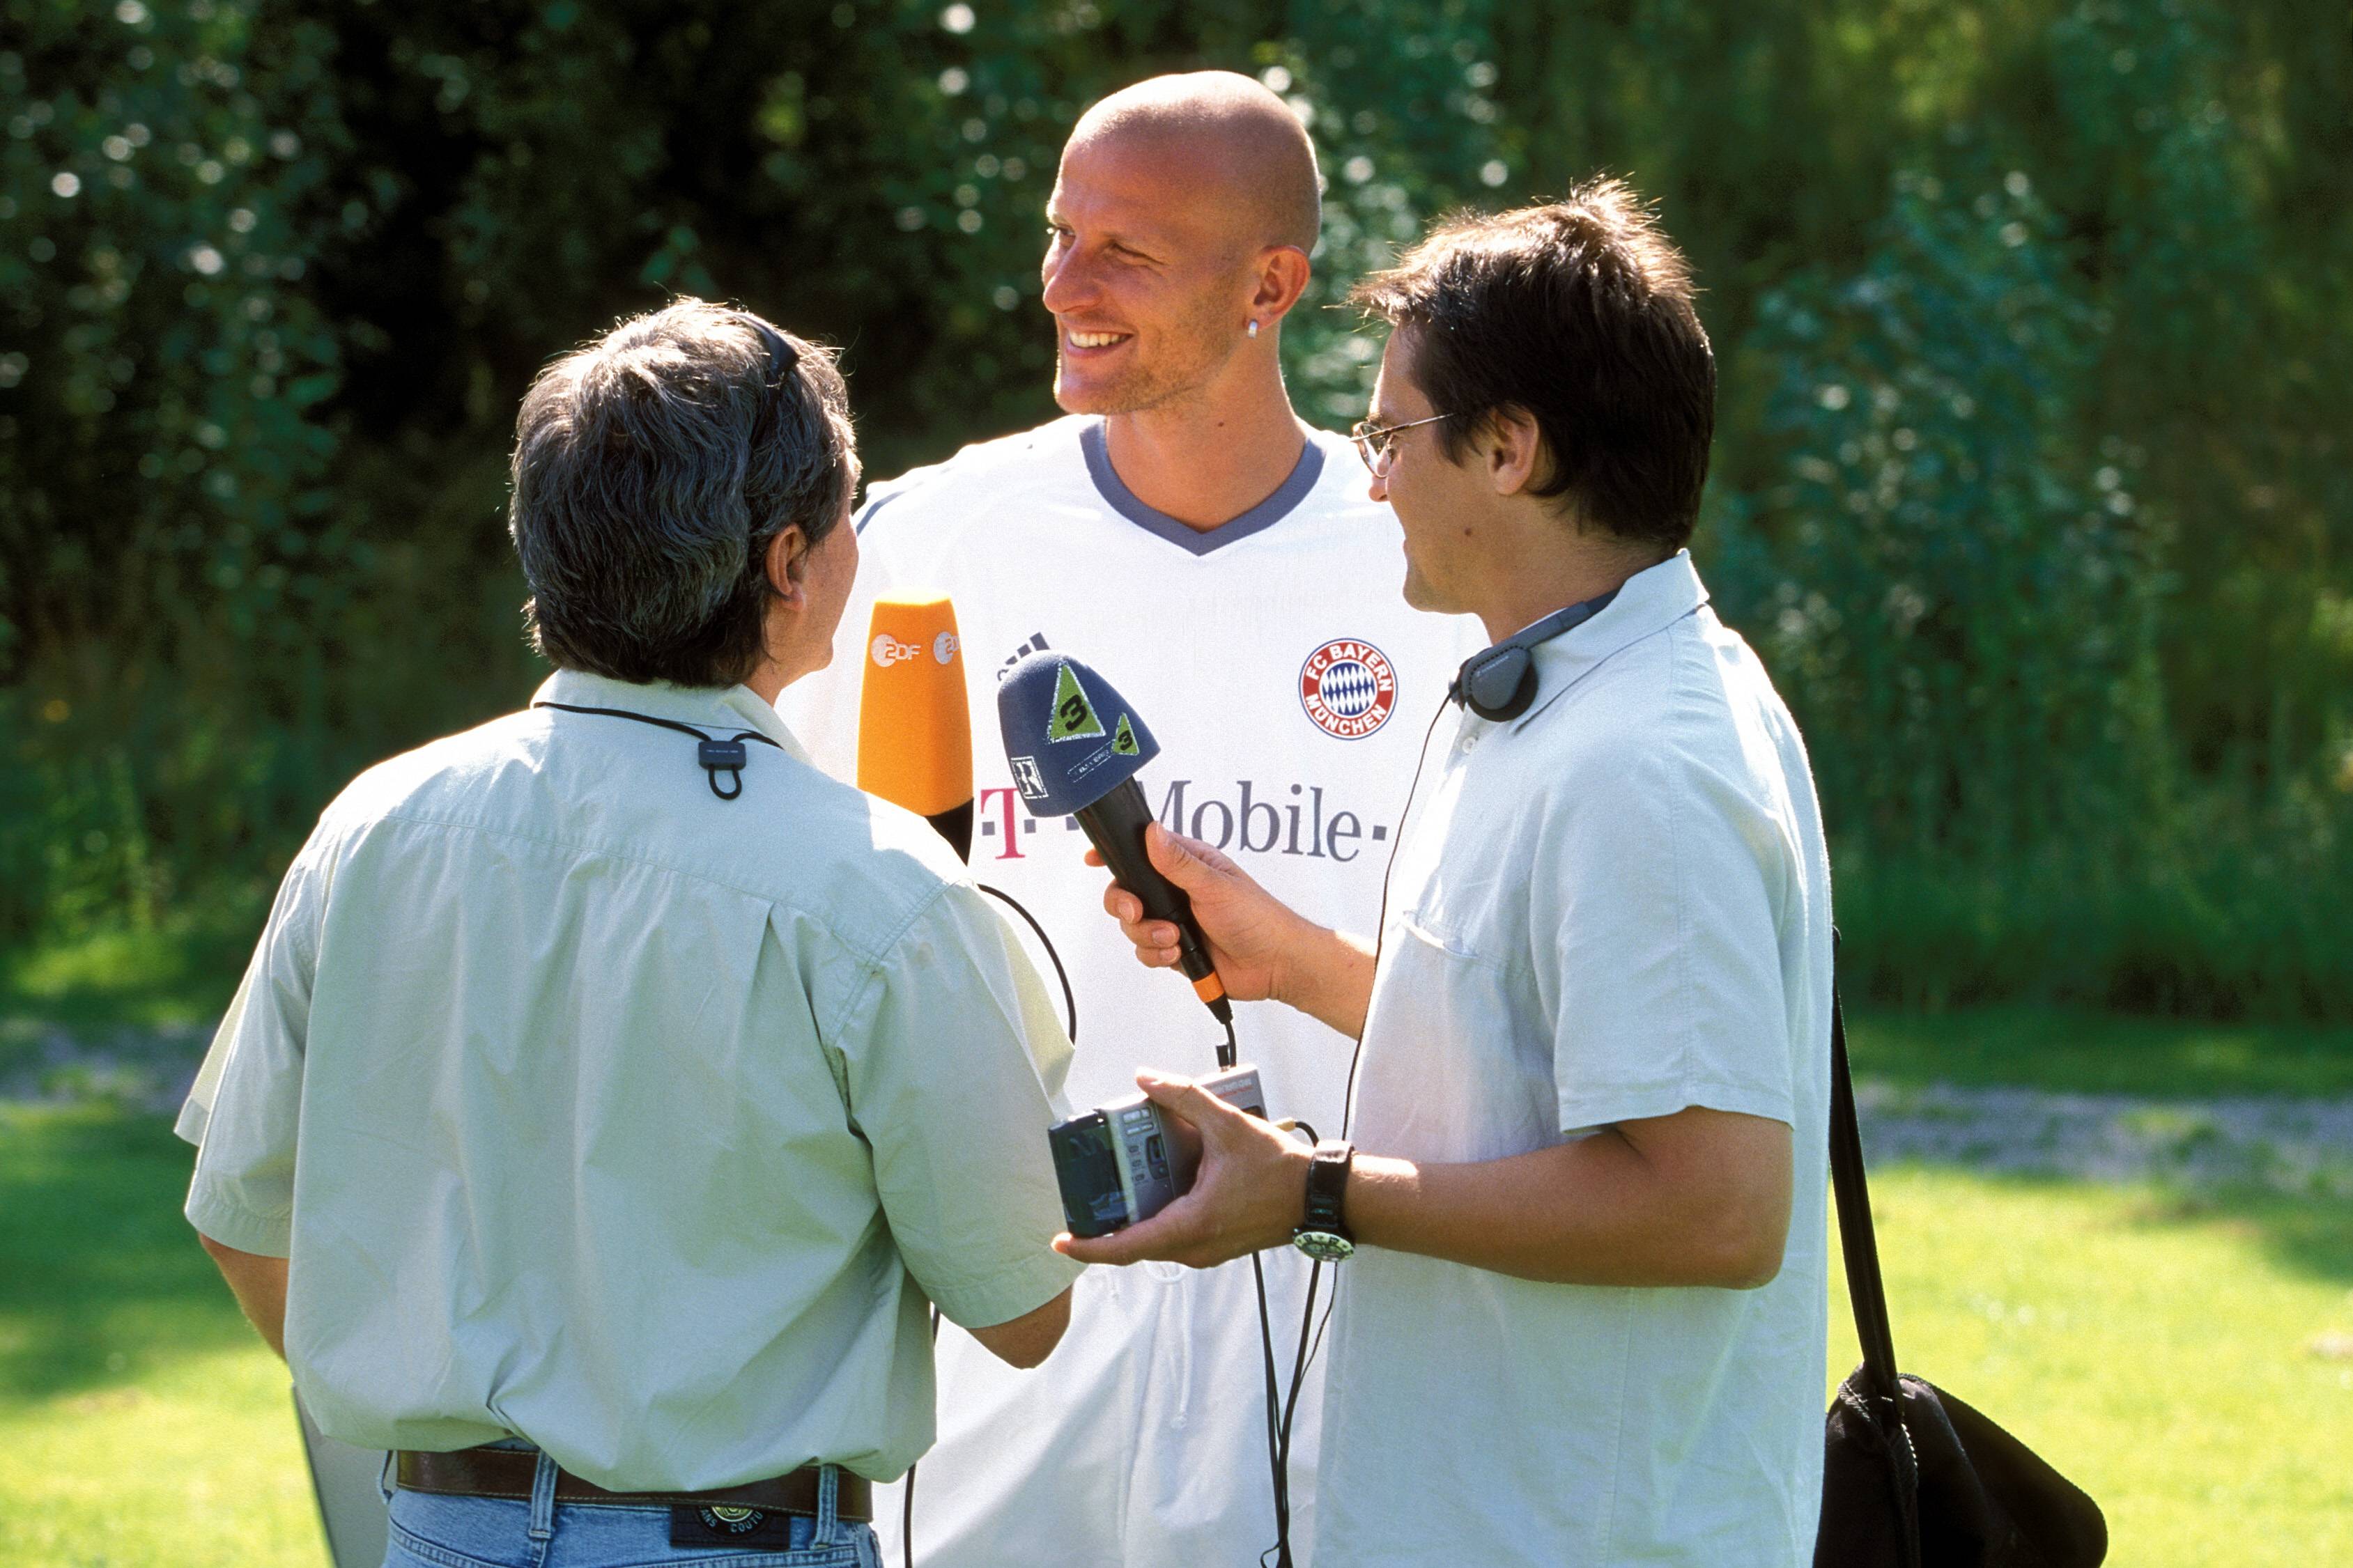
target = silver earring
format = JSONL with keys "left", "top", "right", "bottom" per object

{"left": 1246, "top": 320, "right": 1260, "bottom": 339}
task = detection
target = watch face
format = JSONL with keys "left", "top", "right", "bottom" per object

{"left": 1293, "top": 1229, "right": 1355, "bottom": 1264}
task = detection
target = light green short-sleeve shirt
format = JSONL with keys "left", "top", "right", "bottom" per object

{"left": 178, "top": 669, "right": 1083, "bottom": 1490}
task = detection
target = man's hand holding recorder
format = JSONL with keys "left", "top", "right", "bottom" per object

{"left": 1063, "top": 823, "right": 1798, "bottom": 1291}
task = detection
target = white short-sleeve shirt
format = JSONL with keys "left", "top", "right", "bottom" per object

{"left": 1318, "top": 552, "right": 1834, "bottom": 1567}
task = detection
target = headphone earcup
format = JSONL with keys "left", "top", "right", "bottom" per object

{"left": 1460, "top": 647, "right": 1538, "bottom": 722}
{"left": 1450, "top": 589, "right": 1621, "bottom": 726}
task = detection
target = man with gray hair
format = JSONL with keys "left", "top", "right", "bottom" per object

{"left": 178, "top": 299, "right": 1081, "bottom": 1568}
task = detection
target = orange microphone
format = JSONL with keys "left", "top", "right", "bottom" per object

{"left": 856, "top": 595, "right": 975, "bottom": 860}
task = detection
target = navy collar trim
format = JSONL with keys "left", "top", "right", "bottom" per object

{"left": 1081, "top": 420, "right": 1324, "bottom": 557}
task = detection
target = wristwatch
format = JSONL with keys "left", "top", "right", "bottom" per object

{"left": 1291, "top": 1139, "right": 1356, "bottom": 1263}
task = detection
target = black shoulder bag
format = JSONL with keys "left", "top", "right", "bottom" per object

{"left": 1817, "top": 977, "right": 2110, "bottom": 1568}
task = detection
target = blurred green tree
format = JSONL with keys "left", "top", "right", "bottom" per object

{"left": 1, "top": 0, "right": 2345, "bottom": 1019}
{"left": 0, "top": 0, "right": 1506, "bottom": 967}
{"left": 1, "top": 0, "right": 346, "bottom": 948}
{"left": 1485, "top": 0, "right": 2352, "bottom": 1016}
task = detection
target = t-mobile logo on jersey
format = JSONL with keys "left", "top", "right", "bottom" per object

{"left": 973, "top": 777, "right": 1387, "bottom": 863}
{"left": 1156, "top": 778, "right": 1389, "bottom": 862}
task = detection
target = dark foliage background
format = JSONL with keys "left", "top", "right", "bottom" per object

{"left": 3, "top": 0, "right": 2347, "bottom": 1019}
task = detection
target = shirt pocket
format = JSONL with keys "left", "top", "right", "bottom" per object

{"left": 1357, "top": 914, "right": 1561, "bottom": 1163}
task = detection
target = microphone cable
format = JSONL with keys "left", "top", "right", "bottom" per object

{"left": 1221, "top": 1005, "right": 1291, "bottom": 1565}
{"left": 527, "top": 701, "right": 782, "bottom": 800}
{"left": 893, "top": 885, "right": 1320, "bottom": 1568}
{"left": 1269, "top": 690, "right": 1458, "bottom": 1524}
{"left": 1221, "top": 994, "right": 1324, "bottom": 1568}
{"left": 902, "top": 881, "right": 1078, "bottom": 1568}
{"left": 1341, "top": 690, "right": 1452, "bottom": 1146}
{"left": 978, "top": 883, "right": 1079, "bottom": 1046}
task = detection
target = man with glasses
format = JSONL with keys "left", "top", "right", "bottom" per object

{"left": 1074, "top": 184, "right": 1835, "bottom": 1566}
{"left": 1350, "top": 411, "right": 1450, "bottom": 472}
{"left": 779, "top": 70, "right": 1475, "bottom": 1568}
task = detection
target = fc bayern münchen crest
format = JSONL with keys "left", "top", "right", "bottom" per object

{"left": 1299, "top": 639, "right": 1398, "bottom": 740}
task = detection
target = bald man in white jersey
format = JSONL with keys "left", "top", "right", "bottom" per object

{"left": 780, "top": 72, "right": 1479, "bottom": 1568}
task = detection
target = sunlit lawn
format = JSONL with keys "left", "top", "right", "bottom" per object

{"left": 1830, "top": 1167, "right": 2353, "bottom": 1566}
{"left": 2, "top": 1006, "right": 2350, "bottom": 1567}
{"left": 0, "top": 1105, "right": 323, "bottom": 1567}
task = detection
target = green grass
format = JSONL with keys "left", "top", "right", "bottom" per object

{"left": 0, "top": 1104, "right": 325, "bottom": 1567}
{"left": 3, "top": 1101, "right": 2351, "bottom": 1565}
{"left": 1831, "top": 1166, "right": 2353, "bottom": 1565}
{"left": 1844, "top": 1003, "right": 2353, "bottom": 1099}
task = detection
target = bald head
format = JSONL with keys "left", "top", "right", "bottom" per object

{"left": 1067, "top": 72, "right": 1321, "bottom": 255}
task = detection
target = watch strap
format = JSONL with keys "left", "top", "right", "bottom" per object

{"left": 1302, "top": 1138, "right": 1355, "bottom": 1238}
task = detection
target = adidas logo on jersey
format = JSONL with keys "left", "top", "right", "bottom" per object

{"left": 998, "top": 632, "right": 1051, "bottom": 681}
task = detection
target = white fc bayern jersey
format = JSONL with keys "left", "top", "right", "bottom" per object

{"left": 777, "top": 414, "right": 1481, "bottom": 1568}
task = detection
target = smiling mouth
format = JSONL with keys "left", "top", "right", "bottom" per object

{"left": 1063, "top": 329, "right": 1132, "bottom": 350}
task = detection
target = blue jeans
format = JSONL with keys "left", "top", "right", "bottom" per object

{"left": 383, "top": 1450, "right": 880, "bottom": 1568}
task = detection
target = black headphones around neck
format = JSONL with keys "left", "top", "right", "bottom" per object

{"left": 1449, "top": 588, "right": 1621, "bottom": 722}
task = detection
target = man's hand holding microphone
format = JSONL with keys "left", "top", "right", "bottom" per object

{"left": 1054, "top": 821, "right": 1378, "bottom": 1269}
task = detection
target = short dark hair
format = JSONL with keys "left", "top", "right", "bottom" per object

{"left": 1349, "top": 180, "right": 1715, "bottom": 552}
{"left": 508, "top": 299, "right": 856, "bottom": 688}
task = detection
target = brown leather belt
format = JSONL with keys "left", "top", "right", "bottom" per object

{"left": 394, "top": 1447, "right": 872, "bottom": 1522}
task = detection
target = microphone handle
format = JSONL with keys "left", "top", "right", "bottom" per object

{"left": 926, "top": 799, "right": 974, "bottom": 864}
{"left": 1074, "top": 777, "right": 1232, "bottom": 1020}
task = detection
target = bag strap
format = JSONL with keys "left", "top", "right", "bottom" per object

{"left": 1827, "top": 947, "right": 1902, "bottom": 1400}
{"left": 1828, "top": 938, "right": 1924, "bottom": 1568}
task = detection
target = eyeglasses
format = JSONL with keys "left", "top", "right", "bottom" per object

{"left": 1349, "top": 412, "right": 1452, "bottom": 475}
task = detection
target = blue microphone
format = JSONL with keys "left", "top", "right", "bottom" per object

{"left": 997, "top": 651, "right": 1233, "bottom": 1026}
